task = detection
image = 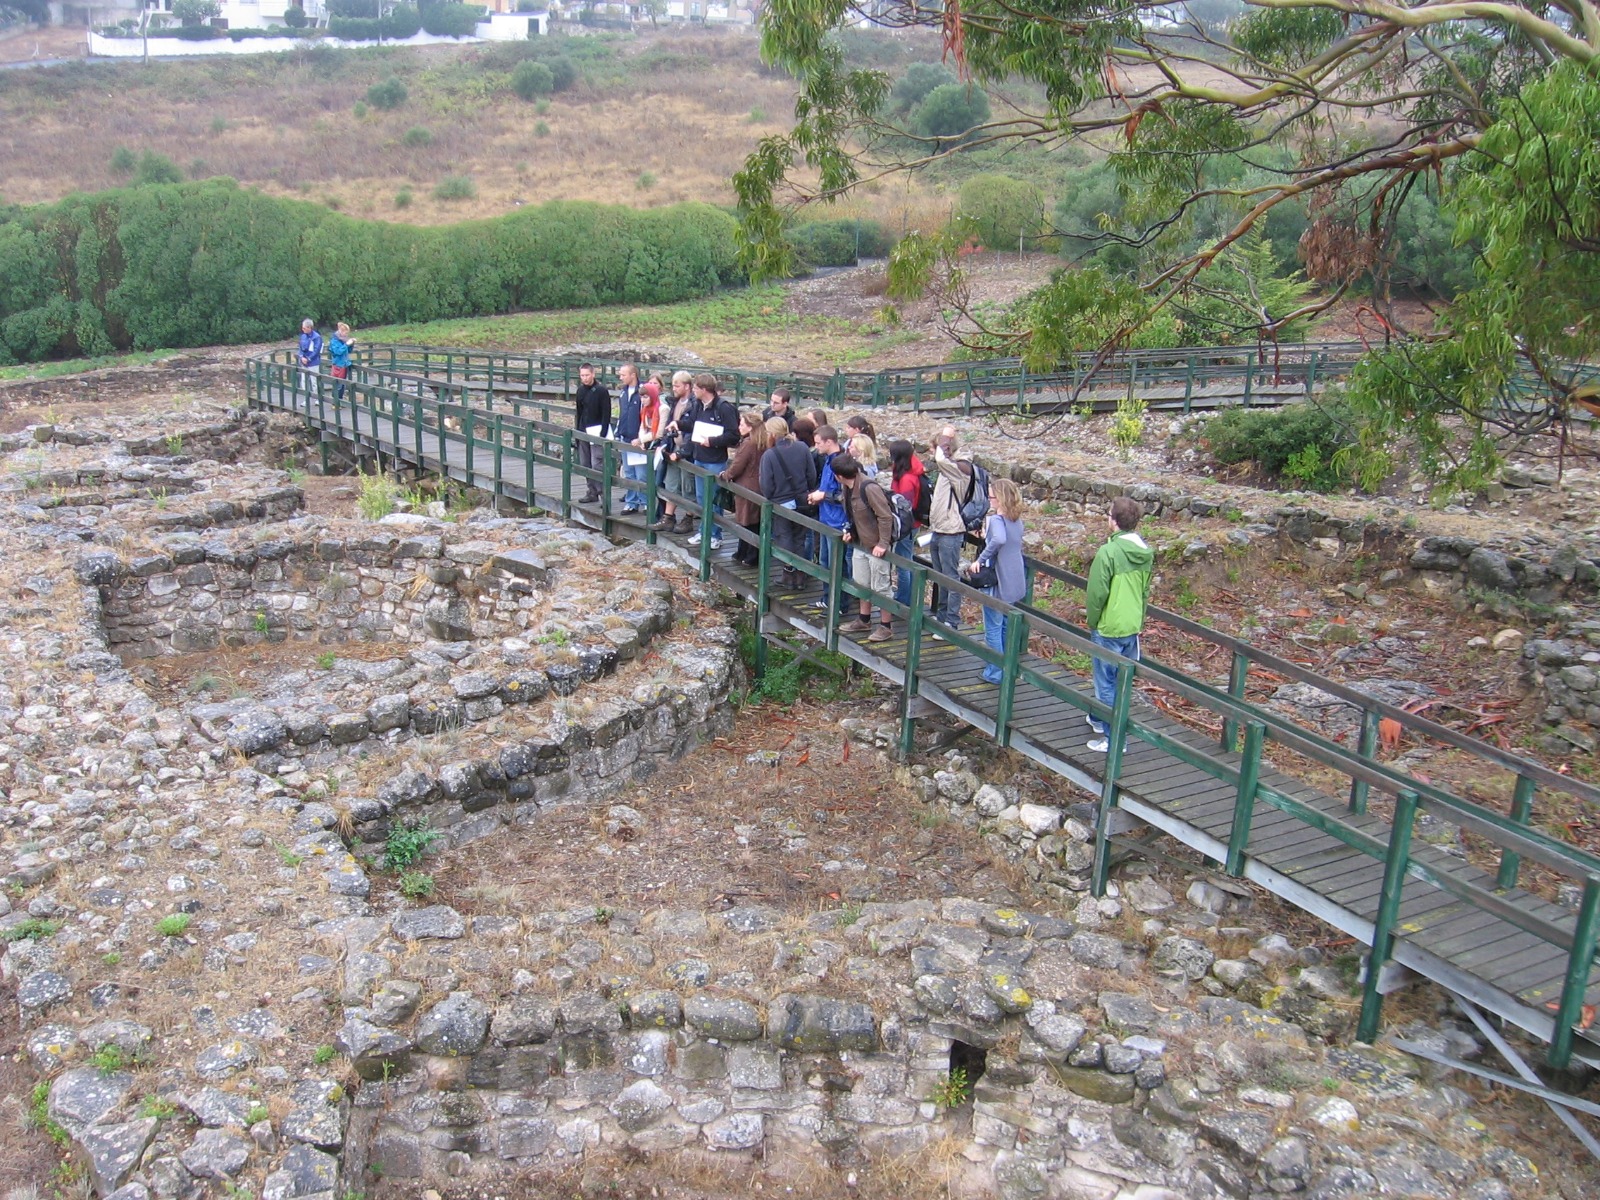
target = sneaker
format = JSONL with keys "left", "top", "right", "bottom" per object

{"left": 868, "top": 625, "right": 893, "bottom": 643}
{"left": 686, "top": 533, "right": 703, "bottom": 546}
{"left": 621, "top": 505, "right": 641, "bottom": 515}
{"left": 1086, "top": 714, "right": 1096, "bottom": 728}
{"left": 709, "top": 539, "right": 722, "bottom": 552}
{"left": 648, "top": 516, "right": 676, "bottom": 532}
{"left": 1086, "top": 738, "right": 1109, "bottom": 753}
{"left": 840, "top": 617, "right": 872, "bottom": 634}
{"left": 673, "top": 516, "right": 697, "bottom": 535}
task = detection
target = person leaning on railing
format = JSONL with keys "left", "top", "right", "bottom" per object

{"left": 759, "top": 417, "right": 818, "bottom": 590}
{"left": 1085, "top": 496, "right": 1154, "bottom": 754}
{"left": 719, "top": 411, "right": 771, "bottom": 567}
{"left": 965, "top": 478, "right": 1026, "bottom": 684}
{"left": 835, "top": 454, "right": 896, "bottom": 644}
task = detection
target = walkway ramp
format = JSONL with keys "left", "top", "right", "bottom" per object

{"left": 248, "top": 352, "right": 1600, "bottom": 1070}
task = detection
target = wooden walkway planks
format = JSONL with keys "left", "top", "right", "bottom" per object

{"left": 258, "top": 376, "right": 1600, "bottom": 1064}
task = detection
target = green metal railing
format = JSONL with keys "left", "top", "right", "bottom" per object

{"left": 249, "top": 353, "right": 1600, "bottom": 1065}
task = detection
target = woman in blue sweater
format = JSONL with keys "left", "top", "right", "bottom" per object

{"left": 965, "top": 477, "right": 1027, "bottom": 684}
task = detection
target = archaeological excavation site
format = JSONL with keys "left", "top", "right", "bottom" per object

{"left": 0, "top": 355, "right": 1597, "bottom": 1200}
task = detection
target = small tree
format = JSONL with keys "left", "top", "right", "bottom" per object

{"left": 510, "top": 60, "right": 554, "bottom": 100}
{"left": 282, "top": 5, "right": 308, "bottom": 27}
{"left": 172, "top": 0, "right": 221, "bottom": 23}
{"left": 913, "top": 83, "right": 990, "bottom": 145}
{"left": 957, "top": 175, "right": 1046, "bottom": 252}
{"left": 889, "top": 63, "right": 955, "bottom": 116}
{"left": 366, "top": 77, "right": 409, "bottom": 110}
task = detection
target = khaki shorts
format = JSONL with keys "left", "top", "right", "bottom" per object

{"left": 851, "top": 548, "right": 893, "bottom": 601}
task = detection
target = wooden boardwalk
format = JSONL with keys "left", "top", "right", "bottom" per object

{"left": 252, "top": 363, "right": 1600, "bottom": 1069}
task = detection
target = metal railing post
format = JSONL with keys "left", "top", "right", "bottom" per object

{"left": 1221, "top": 650, "right": 1250, "bottom": 752}
{"left": 825, "top": 532, "right": 844, "bottom": 653}
{"left": 754, "top": 503, "right": 773, "bottom": 679}
{"left": 463, "top": 408, "right": 475, "bottom": 491}
{"left": 1348, "top": 708, "right": 1382, "bottom": 814}
{"left": 1225, "top": 721, "right": 1265, "bottom": 876}
{"left": 601, "top": 438, "right": 615, "bottom": 536}
{"left": 560, "top": 429, "right": 573, "bottom": 519}
{"left": 1497, "top": 775, "right": 1538, "bottom": 890}
{"left": 1357, "top": 788, "right": 1419, "bottom": 1044}
{"left": 644, "top": 451, "right": 659, "bottom": 547}
{"left": 1548, "top": 876, "right": 1600, "bottom": 1069}
{"left": 994, "top": 609, "right": 1028, "bottom": 749}
{"left": 898, "top": 565, "right": 927, "bottom": 758}
{"left": 698, "top": 473, "right": 717, "bottom": 583}
{"left": 492, "top": 414, "right": 505, "bottom": 504}
{"left": 1091, "top": 660, "right": 1137, "bottom": 897}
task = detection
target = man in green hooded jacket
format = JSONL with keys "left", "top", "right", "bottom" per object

{"left": 1086, "top": 496, "right": 1154, "bottom": 752}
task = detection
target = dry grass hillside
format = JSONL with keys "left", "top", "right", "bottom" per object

{"left": 0, "top": 29, "right": 804, "bottom": 223}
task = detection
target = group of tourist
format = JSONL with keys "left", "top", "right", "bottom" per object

{"left": 571, "top": 363, "right": 1155, "bottom": 754}
{"left": 285, "top": 332, "right": 1154, "bottom": 756}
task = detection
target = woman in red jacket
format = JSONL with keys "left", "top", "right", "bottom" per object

{"left": 888, "top": 438, "right": 926, "bottom": 610}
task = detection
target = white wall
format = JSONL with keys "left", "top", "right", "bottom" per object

{"left": 88, "top": 28, "right": 474, "bottom": 55}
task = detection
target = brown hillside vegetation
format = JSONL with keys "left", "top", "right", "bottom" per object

{"left": 0, "top": 29, "right": 797, "bottom": 223}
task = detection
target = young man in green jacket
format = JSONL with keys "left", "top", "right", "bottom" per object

{"left": 1086, "top": 496, "right": 1154, "bottom": 752}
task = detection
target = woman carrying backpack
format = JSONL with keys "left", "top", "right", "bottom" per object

{"left": 965, "top": 478, "right": 1026, "bottom": 684}
{"left": 888, "top": 439, "right": 927, "bottom": 610}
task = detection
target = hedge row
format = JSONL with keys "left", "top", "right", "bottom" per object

{"left": 0, "top": 179, "right": 740, "bottom": 364}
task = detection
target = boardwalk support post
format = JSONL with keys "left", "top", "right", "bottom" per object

{"left": 1226, "top": 721, "right": 1265, "bottom": 876}
{"left": 994, "top": 609, "right": 1027, "bottom": 749}
{"left": 1358, "top": 788, "right": 1419, "bottom": 1044}
{"left": 1549, "top": 876, "right": 1600, "bottom": 1069}
{"left": 1350, "top": 708, "right": 1381, "bottom": 814}
{"left": 1090, "top": 660, "right": 1136, "bottom": 897}
{"left": 601, "top": 439, "right": 616, "bottom": 537}
{"left": 559, "top": 430, "right": 573, "bottom": 520}
{"left": 644, "top": 454, "right": 659, "bottom": 547}
{"left": 1222, "top": 651, "right": 1249, "bottom": 752}
{"left": 698, "top": 475, "right": 716, "bottom": 583}
{"left": 1497, "top": 774, "right": 1537, "bottom": 890}
{"left": 898, "top": 565, "right": 927, "bottom": 759}
{"left": 824, "top": 534, "right": 844, "bottom": 654}
{"left": 754, "top": 504, "right": 773, "bottom": 680}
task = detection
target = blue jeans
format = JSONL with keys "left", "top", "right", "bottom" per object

{"left": 1091, "top": 631, "right": 1141, "bottom": 735}
{"left": 694, "top": 466, "right": 725, "bottom": 537}
{"left": 930, "top": 532, "right": 965, "bottom": 629}
{"left": 622, "top": 460, "right": 647, "bottom": 509}
{"left": 893, "top": 535, "right": 914, "bottom": 609}
{"left": 981, "top": 595, "right": 1007, "bottom": 683}
{"left": 819, "top": 531, "right": 850, "bottom": 609}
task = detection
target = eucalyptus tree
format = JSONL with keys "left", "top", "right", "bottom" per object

{"left": 736, "top": 0, "right": 1600, "bottom": 487}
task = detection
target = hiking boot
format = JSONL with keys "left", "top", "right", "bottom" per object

{"left": 868, "top": 624, "right": 893, "bottom": 643}
{"left": 648, "top": 516, "right": 676, "bottom": 532}
{"left": 673, "top": 516, "right": 697, "bottom": 535}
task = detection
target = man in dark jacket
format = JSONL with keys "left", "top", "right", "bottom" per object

{"left": 681, "top": 373, "right": 740, "bottom": 552}
{"left": 613, "top": 362, "right": 646, "bottom": 513}
{"left": 759, "top": 417, "right": 818, "bottom": 589}
{"left": 573, "top": 363, "right": 611, "bottom": 504}
{"left": 761, "top": 386, "right": 797, "bottom": 430}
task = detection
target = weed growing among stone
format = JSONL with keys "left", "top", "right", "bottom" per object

{"left": 313, "top": 1045, "right": 338, "bottom": 1065}
{"left": 316, "top": 651, "right": 337, "bottom": 670}
{"left": 930, "top": 1067, "right": 972, "bottom": 1109}
{"left": 155, "top": 913, "right": 192, "bottom": 938}
{"left": 29, "top": 1082, "right": 69, "bottom": 1148}
{"left": 140, "top": 1095, "right": 178, "bottom": 1120}
{"left": 357, "top": 469, "right": 399, "bottom": 520}
{"left": 3, "top": 916, "right": 61, "bottom": 941}
{"left": 384, "top": 818, "right": 439, "bottom": 873}
{"left": 89, "top": 1044, "right": 128, "bottom": 1076}
{"left": 397, "top": 871, "right": 435, "bottom": 900}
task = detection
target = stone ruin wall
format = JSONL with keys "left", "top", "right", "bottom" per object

{"left": 89, "top": 531, "right": 582, "bottom": 659}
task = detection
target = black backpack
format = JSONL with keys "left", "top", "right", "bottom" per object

{"left": 912, "top": 472, "right": 933, "bottom": 524}
{"left": 888, "top": 490, "right": 915, "bottom": 545}
{"left": 958, "top": 461, "right": 991, "bottom": 532}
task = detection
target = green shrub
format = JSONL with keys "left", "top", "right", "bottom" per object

{"left": 787, "top": 219, "right": 894, "bottom": 267}
{"left": 283, "top": 3, "right": 307, "bottom": 26}
{"left": 109, "top": 146, "right": 137, "bottom": 175}
{"left": 384, "top": 818, "right": 439, "bottom": 872}
{"left": 543, "top": 54, "right": 577, "bottom": 91}
{"left": 510, "top": 59, "right": 554, "bottom": 100}
{"left": 155, "top": 913, "right": 191, "bottom": 937}
{"left": 636, "top": 171, "right": 656, "bottom": 191}
{"left": 353, "top": 101, "right": 369, "bottom": 119}
{"left": 1205, "top": 400, "right": 1355, "bottom": 491}
{"left": 533, "top": 120, "right": 550, "bottom": 137}
{"left": 398, "top": 870, "right": 435, "bottom": 899}
{"left": 958, "top": 174, "right": 1047, "bottom": 251}
{"left": 383, "top": 3, "right": 422, "bottom": 37}
{"left": 0, "top": 180, "right": 739, "bottom": 365}
{"left": 394, "top": 187, "right": 413, "bottom": 208}
{"left": 366, "top": 76, "right": 408, "bottom": 110}
{"left": 133, "top": 152, "right": 183, "bottom": 186}
{"left": 420, "top": 2, "right": 483, "bottom": 36}
{"left": 328, "top": 14, "right": 381, "bottom": 38}
{"left": 914, "top": 82, "right": 990, "bottom": 142}
{"left": 889, "top": 62, "right": 957, "bottom": 115}
{"left": 402, "top": 126, "right": 432, "bottom": 147}
{"left": 433, "top": 174, "right": 476, "bottom": 201}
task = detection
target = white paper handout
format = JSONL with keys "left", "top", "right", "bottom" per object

{"left": 623, "top": 449, "right": 648, "bottom": 467}
{"left": 692, "top": 420, "right": 721, "bottom": 446}
{"left": 584, "top": 424, "right": 604, "bottom": 437}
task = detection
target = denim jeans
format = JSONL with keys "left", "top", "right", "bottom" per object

{"left": 930, "top": 532, "right": 965, "bottom": 629}
{"left": 819, "top": 532, "right": 851, "bottom": 609}
{"left": 1090, "top": 631, "right": 1141, "bottom": 735}
{"left": 981, "top": 595, "right": 1007, "bottom": 683}
{"left": 622, "top": 460, "right": 647, "bottom": 509}
{"left": 893, "top": 535, "right": 915, "bottom": 608}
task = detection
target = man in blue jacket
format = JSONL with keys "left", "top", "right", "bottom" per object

{"left": 805, "top": 424, "right": 852, "bottom": 613}
{"left": 613, "top": 362, "right": 646, "bottom": 513}
{"left": 297, "top": 319, "right": 322, "bottom": 395}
